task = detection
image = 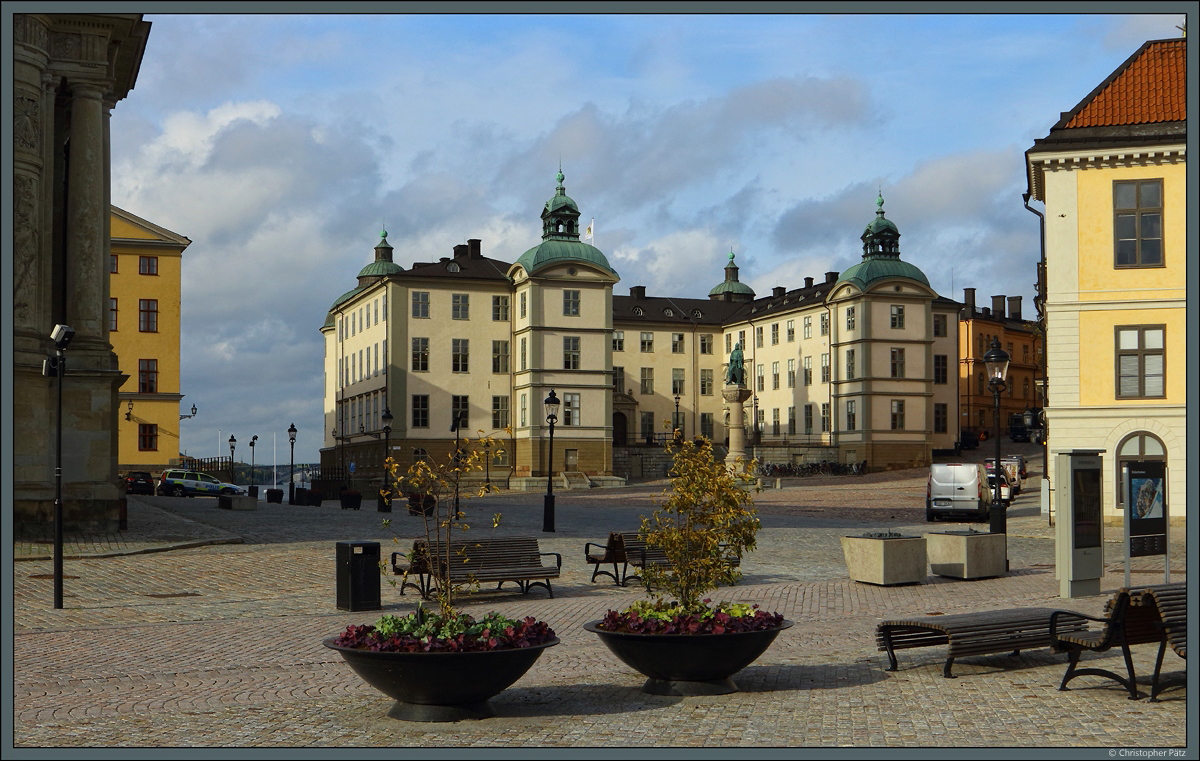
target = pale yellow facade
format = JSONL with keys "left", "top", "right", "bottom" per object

{"left": 109, "top": 207, "right": 190, "bottom": 472}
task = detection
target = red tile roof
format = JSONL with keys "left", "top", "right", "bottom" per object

{"left": 1065, "top": 38, "right": 1186, "bottom": 128}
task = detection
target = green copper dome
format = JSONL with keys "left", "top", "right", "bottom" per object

{"left": 323, "top": 285, "right": 368, "bottom": 328}
{"left": 357, "top": 259, "right": 404, "bottom": 278}
{"left": 708, "top": 249, "right": 755, "bottom": 300}
{"left": 515, "top": 168, "right": 617, "bottom": 276}
{"left": 837, "top": 192, "right": 928, "bottom": 291}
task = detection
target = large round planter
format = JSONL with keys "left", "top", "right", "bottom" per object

{"left": 584, "top": 620, "right": 792, "bottom": 696}
{"left": 323, "top": 637, "right": 559, "bottom": 721}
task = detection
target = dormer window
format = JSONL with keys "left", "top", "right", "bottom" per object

{"left": 692, "top": 309, "right": 702, "bottom": 319}
{"left": 446, "top": 261, "right": 460, "bottom": 273}
{"left": 633, "top": 306, "right": 644, "bottom": 316}
{"left": 664, "top": 308, "right": 674, "bottom": 317}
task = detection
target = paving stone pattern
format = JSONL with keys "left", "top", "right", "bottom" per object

{"left": 11, "top": 459, "right": 1190, "bottom": 749}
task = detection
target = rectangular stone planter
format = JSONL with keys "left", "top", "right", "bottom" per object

{"left": 218, "top": 495, "right": 257, "bottom": 511}
{"left": 840, "top": 535, "right": 926, "bottom": 586}
{"left": 925, "top": 531, "right": 1005, "bottom": 579}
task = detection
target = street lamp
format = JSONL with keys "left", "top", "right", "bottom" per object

{"left": 379, "top": 408, "right": 393, "bottom": 512}
{"left": 484, "top": 438, "right": 492, "bottom": 493}
{"left": 180, "top": 403, "right": 198, "bottom": 420}
{"left": 249, "top": 435, "right": 258, "bottom": 497}
{"left": 450, "top": 411, "right": 467, "bottom": 518}
{"left": 228, "top": 435, "right": 237, "bottom": 484}
{"left": 44, "top": 323, "right": 74, "bottom": 609}
{"left": 984, "top": 337, "right": 1011, "bottom": 564}
{"left": 674, "top": 393, "right": 682, "bottom": 441}
{"left": 287, "top": 423, "right": 297, "bottom": 504}
{"left": 543, "top": 390, "right": 560, "bottom": 532}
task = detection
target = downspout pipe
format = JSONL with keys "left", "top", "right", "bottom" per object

{"left": 1022, "top": 191, "right": 1048, "bottom": 521}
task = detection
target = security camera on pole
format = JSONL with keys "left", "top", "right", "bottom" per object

{"left": 44, "top": 324, "right": 75, "bottom": 609}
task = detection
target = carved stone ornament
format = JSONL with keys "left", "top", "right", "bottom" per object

{"left": 13, "top": 174, "right": 40, "bottom": 326}
{"left": 14, "top": 14, "right": 50, "bottom": 51}
{"left": 15, "top": 91, "right": 41, "bottom": 153}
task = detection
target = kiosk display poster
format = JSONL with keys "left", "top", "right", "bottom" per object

{"left": 1072, "top": 466, "right": 1102, "bottom": 550}
{"left": 1127, "top": 461, "right": 1167, "bottom": 557}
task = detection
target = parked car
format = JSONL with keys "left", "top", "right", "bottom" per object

{"left": 986, "top": 472, "right": 1012, "bottom": 506}
{"left": 985, "top": 458, "right": 1023, "bottom": 496}
{"left": 959, "top": 430, "right": 980, "bottom": 450}
{"left": 926, "top": 463, "right": 989, "bottom": 522}
{"left": 1008, "top": 413, "right": 1032, "bottom": 443}
{"left": 123, "top": 471, "right": 155, "bottom": 495}
{"left": 158, "top": 469, "right": 245, "bottom": 497}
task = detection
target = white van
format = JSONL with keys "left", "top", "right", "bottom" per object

{"left": 926, "top": 463, "right": 989, "bottom": 522}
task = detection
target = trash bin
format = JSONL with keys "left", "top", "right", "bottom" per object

{"left": 336, "top": 540, "right": 381, "bottom": 612}
{"left": 249, "top": 485, "right": 259, "bottom": 498}
{"left": 266, "top": 488, "right": 283, "bottom": 503}
{"left": 294, "top": 487, "right": 307, "bottom": 505}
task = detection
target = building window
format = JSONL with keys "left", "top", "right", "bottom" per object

{"left": 890, "top": 348, "right": 905, "bottom": 378}
{"left": 1114, "top": 179, "right": 1163, "bottom": 267}
{"left": 1023, "top": 377, "right": 1030, "bottom": 399}
{"left": 492, "top": 295, "right": 509, "bottom": 321}
{"left": 700, "top": 369, "right": 714, "bottom": 396}
{"left": 452, "top": 395, "right": 469, "bottom": 429}
{"left": 493, "top": 340, "right": 510, "bottom": 374}
{"left": 138, "top": 256, "right": 158, "bottom": 275}
{"left": 412, "top": 291, "right": 429, "bottom": 318}
{"left": 772, "top": 361, "right": 780, "bottom": 390}
{"left": 411, "top": 338, "right": 428, "bottom": 371}
{"left": 109, "top": 298, "right": 118, "bottom": 331}
{"left": 138, "top": 299, "right": 158, "bottom": 332}
{"left": 375, "top": 298, "right": 380, "bottom": 324}
{"left": 559, "top": 392, "right": 579, "bottom": 426}
{"left": 519, "top": 291, "right": 527, "bottom": 318}
{"left": 613, "top": 331, "right": 625, "bottom": 352}
{"left": 821, "top": 353, "right": 830, "bottom": 383}
{"left": 138, "top": 424, "right": 158, "bottom": 451}
{"left": 613, "top": 366, "right": 625, "bottom": 393}
{"left": 845, "top": 349, "right": 855, "bottom": 380}
{"left": 670, "top": 333, "right": 684, "bottom": 353}
{"left": 492, "top": 448, "right": 510, "bottom": 467}
{"left": 978, "top": 334, "right": 986, "bottom": 356}
{"left": 641, "top": 332, "right": 654, "bottom": 352}
{"left": 933, "top": 314, "right": 947, "bottom": 337}
{"left": 700, "top": 334, "right": 713, "bottom": 354}
{"left": 739, "top": 330, "right": 746, "bottom": 349}
{"left": 452, "top": 338, "right": 469, "bottom": 373}
{"left": 520, "top": 337, "right": 527, "bottom": 371}
{"left": 934, "top": 355, "right": 948, "bottom": 384}
{"left": 787, "top": 406, "right": 796, "bottom": 435}
{"left": 846, "top": 400, "right": 856, "bottom": 431}
{"left": 803, "top": 316, "right": 812, "bottom": 339}
{"left": 725, "top": 333, "right": 732, "bottom": 354}
{"left": 804, "top": 404, "right": 813, "bottom": 435}
{"left": 452, "top": 293, "right": 469, "bottom": 320}
{"left": 110, "top": 254, "right": 118, "bottom": 273}
{"left": 755, "top": 326, "right": 763, "bottom": 348}
{"left": 412, "top": 395, "right": 429, "bottom": 428}
{"left": 563, "top": 337, "right": 580, "bottom": 370}
{"left": 672, "top": 368, "right": 685, "bottom": 396}
{"left": 756, "top": 364, "right": 764, "bottom": 392}
{"left": 978, "top": 372, "right": 986, "bottom": 395}
{"left": 138, "top": 359, "right": 158, "bottom": 393}
{"left": 934, "top": 403, "right": 948, "bottom": 433}
{"left": 1116, "top": 325, "right": 1165, "bottom": 398}
{"left": 772, "top": 408, "right": 780, "bottom": 436}
{"left": 700, "top": 412, "right": 714, "bottom": 439}
{"left": 771, "top": 324, "right": 779, "bottom": 345}
{"left": 846, "top": 307, "right": 855, "bottom": 331}
{"left": 520, "top": 393, "right": 527, "bottom": 427}
{"left": 640, "top": 367, "right": 654, "bottom": 395}
{"left": 786, "top": 320, "right": 795, "bottom": 342}
{"left": 803, "top": 356, "right": 812, "bottom": 386}
{"left": 563, "top": 289, "right": 580, "bottom": 316}
{"left": 787, "top": 358, "right": 796, "bottom": 388}
{"left": 820, "top": 403, "right": 830, "bottom": 433}
{"left": 640, "top": 412, "right": 655, "bottom": 441}
{"left": 492, "top": 396, "right": 510, "bottom": 429}
{"left": 820, "top": 313, "right": 829, "bottom": 336}
{"left": 891, "top": 400, "right": 905, "bottom": 430}
{"left": 891, "top": 305, "right": 905, "bottom": 329}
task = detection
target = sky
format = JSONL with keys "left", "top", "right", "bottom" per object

{"left": 102, "top": 10, "right": 1188, "bottom": 465}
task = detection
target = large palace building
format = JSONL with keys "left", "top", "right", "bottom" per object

{"left": 320, "top": 172, "right": 962, "bottom": 496}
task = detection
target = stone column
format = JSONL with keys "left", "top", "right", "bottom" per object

{"left": 723, "top": 384, "right": 752, "bottom": 475}
{"left": 64, "top": 80, "right": 109, "bottom": 355}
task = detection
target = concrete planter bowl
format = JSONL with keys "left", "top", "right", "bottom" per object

{"left": 840, "top": 534, "right": 927, "bottom": 586}
{"left": 925, "top": 531, "right": 1006, "bottom": 579}
{"left": 583, "top": 620, "right": 793, "bottom": 696}
{"left": 323, "top": 637, "right": 559, "bottom": 722}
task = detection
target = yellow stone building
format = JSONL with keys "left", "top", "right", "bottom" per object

{"left": 109, "top": 206, "right": 191, "bottom": 472}
{"left": 1025, "top": 37, "right": 1186, "bottom": 525}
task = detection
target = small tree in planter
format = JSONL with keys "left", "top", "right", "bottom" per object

{"left": 586, "top": 437, "right": 791, "bottom": 695}
{"left": 325, "top": 431, "right": 557, "bottom": 722}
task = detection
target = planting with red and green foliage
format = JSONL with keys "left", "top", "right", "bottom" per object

{"left": 596, "top": 599, "right": 784, "bottom": 635}
{"left": 334, "top": 610, "right": 556, "bottom": 653}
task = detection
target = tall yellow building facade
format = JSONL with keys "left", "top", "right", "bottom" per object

{"left": 109, "top": 207, "right": 191, "bottom": 472}
{"left": 1026, "top": 38, "right": 1186, "bottom": 525}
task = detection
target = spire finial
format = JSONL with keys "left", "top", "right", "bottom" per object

{"left": 876, "top": 189, "right": 885, "bottom": 214}
{"left": 728, "top": 248, "right": 736, "bottom": 263}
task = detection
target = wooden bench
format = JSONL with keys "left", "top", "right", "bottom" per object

{"left": 1051, "top": 583, "right": 1183, "bottom": 700}
{"left": 390, "top": 536, "right": 562, "bottom": 599}
{"left": 584, "top": 532, "right": 740, "bottom": 587}
{"left": 1131, "top": 583, "right": 1186, "bottom": 701}
{"left": 877, "top": 607, "right": 1088, "bottom": 678}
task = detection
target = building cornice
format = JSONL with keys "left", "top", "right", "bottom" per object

{"left": 1025, "top": 144, "right": 1185, "bottom": 202}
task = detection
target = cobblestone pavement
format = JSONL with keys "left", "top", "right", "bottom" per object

{"left": 9, "top": 456, "right": 1193, "bottom": 751}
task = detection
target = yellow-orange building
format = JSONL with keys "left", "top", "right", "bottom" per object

{"left": 957, "top": 288, "right": 1043, "bottom": 440}
{"left": 109, "top": 206, "right": 191, "bottom": 472}
{"left": 1025, "top": 37, "right": 1186, "bottom": 525}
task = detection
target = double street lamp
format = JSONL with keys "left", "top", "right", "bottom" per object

{"left": 543, "top": 390, "right": 560, "bottom": 533}
{"left": 287, "top": 423, "right": 297, "bottom": 504}
{"left": 248, "top": 435, "right": 258, "bottom": 497}
{"left": 983, "top": 337, "right": 1011, "bottom": 567}
{"left": 380, "top": 408, "right": 393, "bottom": 512}
{"left": 228, "top": 435, "right": 236, "bottom": 484}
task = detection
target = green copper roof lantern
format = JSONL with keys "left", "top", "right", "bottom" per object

{"left": 516, "top": 168, "right": 617, "bottom": 277}
{"left": 708, "top": 248, "right": 756, "bottom": 301}
{"left": 837, "top": 193, "right": 929, "bottom": 291}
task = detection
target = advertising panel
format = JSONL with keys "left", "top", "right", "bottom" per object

{"left": 1126, "top": 461, "right": 1167, "bottom": 557}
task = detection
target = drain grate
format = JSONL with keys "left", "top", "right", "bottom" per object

{"left": 28, "top": 574, "right": 80, "bottom": 580}
{"left": 144, "top": 592, "right": 201, "bottom": 598}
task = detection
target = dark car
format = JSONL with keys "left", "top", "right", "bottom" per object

{"left": 959, "top": 430, "right": 980, "bottom": 450}
{"left": 123, "top": 471, "right": 155, "bottom": 495}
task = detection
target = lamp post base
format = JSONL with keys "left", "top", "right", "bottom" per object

{"left": 543, "top": 494, "right": 555, "bottom": 532}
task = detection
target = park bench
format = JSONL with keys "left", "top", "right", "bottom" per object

{"left": 876, "top": 607, "right": 1089, "bottom": 678}
{"left": 584, "top": 531, "right": 740, "bottom": 587}
{"left": 390, "top": 536, "right": 561, "bottom": 599}
{"left": 1052, "top": 582, "right": 1185, "bottom": 701}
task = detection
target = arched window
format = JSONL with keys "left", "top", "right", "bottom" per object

{"left": 1115, "top": 432, "right": 1166, "bottom": 514}
{"left": 567, "top": 221, "right": 574, "bottom": 233}
{"left": 1022, "top": 377, "right": 1030, "bottom": 399}
{"left": 557, "top": 222, "right": 564, "bottom": 233}
{"left": 412, "top": 447, "right": 429, "bottom": 465}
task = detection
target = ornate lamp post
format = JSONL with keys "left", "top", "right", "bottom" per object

{"left": 984, "top": 337, "right": 1011, "bottom": 564}
{"left": 379, "top": 408, "right": 393, "bottom": 512}
{"left": 248, "top": 435, "right": 258, "bottom": 497}
{"left": 450, "top": 411, "right": 466, "bottom": 517}
{"left": 543, "top": 390, "right": 560, "bottom": 532}
{"left": 484, "top": 438, "right": 492, "bottom": 493}
{"left": 287, "top": 423, "right": 297, "bottom": 504}
{"left": 228, "top": 435, "right": 237, "bottom": 485}
{"left": 674, "top": 393, "right": 682, "bottom": 441}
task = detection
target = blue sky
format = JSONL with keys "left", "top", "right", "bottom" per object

{"left": 104, "top": 10, "right": 1187, "bottom": 464}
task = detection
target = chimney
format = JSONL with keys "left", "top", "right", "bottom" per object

{"left": 963, "top": 287, "right": 976, "bottom": 315}
{"left": 991, "top": 295, "right": 1006, "bottom": 319}
{"left": 772, "top": 286, "right": 786, "bottom": 298}
{"left": 981, "top": 307, "right": 991, "bottom": 317}
{"left": 1008, "top": 296, "right": 1022, "bottom": 322}
{"left": 825, "top": 271, "right": 839, "bottom": 283}
{"left": 804, "top": 277, "right": 814, "bottom": 289}
{"left": 467, "top": 238, "right": 481, "bottom": 259}
{"left": 453, "top": 244, "right": 468, "bottom": 259}
{"left": 630, "top": 285, "right": 646, "bottom": 300}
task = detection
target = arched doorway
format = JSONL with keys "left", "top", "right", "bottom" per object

{"left": 612, "top": 411, "right": 627, "bottom": 446}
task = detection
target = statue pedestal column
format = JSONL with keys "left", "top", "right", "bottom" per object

{"left": 722, "top": 384, "right": 752, "bottom": 475}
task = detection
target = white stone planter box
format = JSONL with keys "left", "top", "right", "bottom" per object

{"left": 925, "top": 531, "right": 1005, "bottom": 579}
{"left": 219, "top": 495, "right": 257, "bottom": 511}
{"left": 840, "top": 534, "right": 926, "bottom": 586}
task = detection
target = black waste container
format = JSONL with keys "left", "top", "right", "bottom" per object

{"left": 249, "top": 485, "right": 259, "bottom": 498}
{"left": 266, "top": 488, "right": 283, "bottom": 504}
{"left": 336, "top": 540, "right": 381, "bottom": 612}
{"left": 294, "top": 487, "right": 307, "bottom": 505}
